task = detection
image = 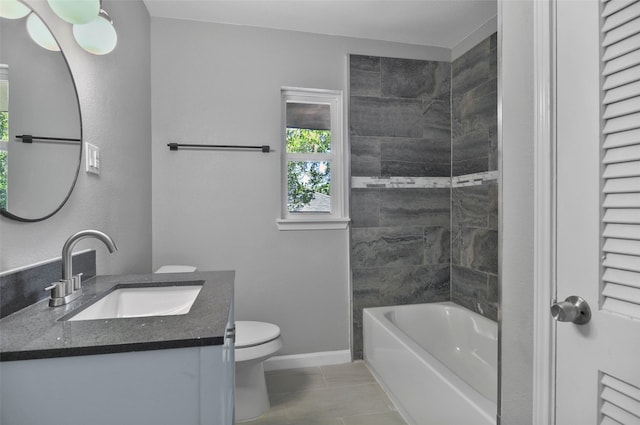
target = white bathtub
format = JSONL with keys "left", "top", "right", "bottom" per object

{"left": 363, "top": 302, "right": 497, "bottom": 425}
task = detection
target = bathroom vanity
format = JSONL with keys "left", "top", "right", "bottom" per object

{"left": 0, "top": 270, "right": 235, "bottom": 425}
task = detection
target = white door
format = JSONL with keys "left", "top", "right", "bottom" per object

{"left": 555, "top": 0, "right": 640, "bottom": 423}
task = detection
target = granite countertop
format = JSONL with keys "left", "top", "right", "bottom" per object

{"left": 0, "top": 271, "right": 234, "bottom": 361}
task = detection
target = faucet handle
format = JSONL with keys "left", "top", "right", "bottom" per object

{"left": 73, "top": 273, "right": 84, "bottom": 291}
{"left": 44, "top": 281, "right": 65, "bottom": 298}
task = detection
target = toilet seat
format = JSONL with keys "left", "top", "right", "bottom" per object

{"left": 235, "top": 321, "right": 282, "bottom": 363}
{"left": 235, "top": 321, "right": 280, "bottom": 348}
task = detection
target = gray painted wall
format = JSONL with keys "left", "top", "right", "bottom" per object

{"left": 0, "top": 0, "right": 152, "bottom": 276}
{"left": 150, "top": 17, "right": 449, "bottom": 356}
{"left": 500, "top": 0, "right": 535, "bottom": 422}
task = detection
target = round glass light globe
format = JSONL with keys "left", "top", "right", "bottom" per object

{"left": 0, "top": 0, "right": 31, "bottom": 19}
{"left": 26, "top": 13, "right": 60, "bottom": 51}
{"left": 47, "top": 0, "right": 99, "bottom": 24}
{"left": 73, "top": 15, "right": 117, "bottom": 55}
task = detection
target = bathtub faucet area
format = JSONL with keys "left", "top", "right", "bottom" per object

{"left": 45, "top": 230, "right": 118, "bottom": 307}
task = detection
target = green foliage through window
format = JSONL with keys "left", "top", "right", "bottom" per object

{"left": 0, "top": 111, "right": 7, "bottom": 142}
{"left": 286, "top": 128, "right": 331, "bottom": 154}
{"left": 286, "top": 128, "right": 331, "bottom": 212}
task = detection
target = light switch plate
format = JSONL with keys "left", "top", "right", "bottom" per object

{"left": 85, "top": 143, "right": 100, "bottom": 175}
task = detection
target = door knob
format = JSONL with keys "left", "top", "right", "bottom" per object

{"left": 550, "top": 296, "right": 591, "bottom": 325}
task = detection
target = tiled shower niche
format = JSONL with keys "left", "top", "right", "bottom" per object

{"left": 350, "top": 34, "right": 498, "bottom": 359}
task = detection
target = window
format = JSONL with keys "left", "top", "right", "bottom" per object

{"left": 277, "top": 88, "right": 349, "bottom": 230}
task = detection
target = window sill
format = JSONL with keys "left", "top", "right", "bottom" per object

{"left": 276, "top": 218, "right": 350, "bottom": 231}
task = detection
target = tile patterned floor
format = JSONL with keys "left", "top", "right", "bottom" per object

{"left": 237, "top": 362, "right": 408, "bottom": 425}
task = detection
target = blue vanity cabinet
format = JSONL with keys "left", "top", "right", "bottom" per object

{"left": 0, "top": 342, "right": 234, "bottom": 425}
{"left": 0, "top": 271, "right": 236, "bottom": 425}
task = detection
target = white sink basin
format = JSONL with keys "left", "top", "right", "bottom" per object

{"left": 67, "top": 285, "right": 203, "bottom": 321}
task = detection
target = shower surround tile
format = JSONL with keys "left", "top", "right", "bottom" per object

{"left": 350, "top": 137, "right": 381, "bottom": 176}
{"left": 381, "top": 57, "right": 432, "bottom": 99}
{"left": 351, "top": 226, "right": 449, "bottom": 268}
{"left": 451, "top": 266, "right": 498, "bottom": 321}
{"left": 350, "top": 189, "right": 380, "bottom": 228}
{"left": 452, "top": 185, "right": 491, "bottom": 228}
{"left": 380, "top": 57, "right": 451, "bottom": 101}
{"left": 350, "top": 55, "right": 381, "bottom": 73}
{"left": 488, "top": 183, "right": 499, "bottom": 228}
{"left": 351, "top": 70, "right": 382, "bottom": 97}
{"left": 380, "top": 136, "right": 451, "bottom": 177}
{"left": 452, "top": 36, "right": 498, "bottom": 177}
{"left": 452, "top": 37, "right": 492, "bottom": 95}
{"left": 451, "top": 180, "right": 499, "bottom": 320}
{"left": 451, "top": 227, "right": 498, "bottom": 274}
{"left": 351, "top": 187, "right": 450, "bottom": 228}
{"left": 349, "top": 41, "right": 497, "bottom": 356}
{"left": 423, "top": 99, "right": 451, "bottom": 134}
{"left": 351, "top": 176, "right": 451, "bottom": 190}
{"left": 448, "top": 33, "right": 499, "bottom": 322}
{"left": 349, "top": 54, "right": 453, "bottom": 359}
{"left": 351, "top": 135, "right": 451, "bottom": 178}
{"left": 379, "top": 188, "right": 450, "bottom": 227}
{"left": 350, "top": 97, "right": 424, "bottom": 138}
{"left": 351, "top": 227, "right": 428, "bottom": 269}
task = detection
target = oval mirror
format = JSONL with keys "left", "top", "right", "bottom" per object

{"left": 0, "top": 2, "right": 82, "bottom": 222}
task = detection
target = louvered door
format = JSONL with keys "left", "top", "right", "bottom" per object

{"left": 601, "top": 0, "right": 640, "bottom": 318}
{"left": 554, "top": 0, "right": 640, "bottom": 423}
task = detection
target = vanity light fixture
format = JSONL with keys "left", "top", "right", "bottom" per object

{"left": 72, "top": 7, "right": 117, "bottom": 55}
{"left": 26, "top": 12, "right": 60, "bottom": 52}
{"left": 47, "top": 0, "right": 99, "bottom": 24}
{"left": 0, "top": 0, "right": 30, "bottom": 19}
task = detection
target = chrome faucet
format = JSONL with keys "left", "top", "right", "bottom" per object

{"left": 45, "top": 230, "right": 117, "bottom": 307}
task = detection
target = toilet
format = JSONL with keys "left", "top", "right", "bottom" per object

{"left": 155, "top": 265, "right": 282, "bottom": 422}
{"left": 235, "top": 321, "right": 283, "bottom": 422}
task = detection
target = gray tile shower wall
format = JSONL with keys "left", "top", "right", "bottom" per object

{"left": 350, "top": 55, "right": 451, "bottom": 178}
{"left": 451, "top": 183, "right": 499, "bottom": 320}
{"left": 349, "top": 36, "right": 498, "bottom": 358}
{"left": 349, "top": 55, "right": 452, "bottom": 359}
{"left": 452, "top": 33, "right": 498, "bottom": 176}
{"left": 450, "top": 33, "right": 499, "bottom": 321}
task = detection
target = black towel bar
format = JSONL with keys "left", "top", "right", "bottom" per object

{"left": 167, "top": 142, "right": 270, "bottom": 152}
{"left": 16, "top": 135, "right": 81, "bottom": 143}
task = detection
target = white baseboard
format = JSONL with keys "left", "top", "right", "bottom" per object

{"left": 264, "top": 350, "right": 351, "bottom": 371}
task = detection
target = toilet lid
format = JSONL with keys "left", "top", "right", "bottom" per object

{"left": 235, "top": 321, "right": 281, "bottom": 348}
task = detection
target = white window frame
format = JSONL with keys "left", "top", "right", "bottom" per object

{"left": 277, "top": 87, "right": 350, "bottom": 231}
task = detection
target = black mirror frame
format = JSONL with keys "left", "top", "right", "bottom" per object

{"left": 0, "top": 9, "right": 83, "bottom": 223}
